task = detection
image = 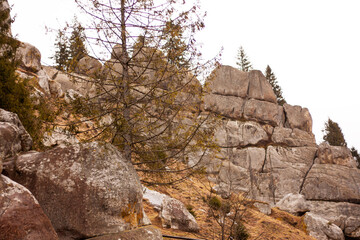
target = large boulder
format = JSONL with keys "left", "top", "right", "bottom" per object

{"left": 4, "top": 142, "right": 144, "bottom": 239}
{"left": 315, "top": 142, "right": 357, "bottom": 168}
{"left": 243, "top": 99, "right": 284, "bottom": 127}
{"left": 304, "top": 212, "right": 344, "bottom": 240}
{"left": 207, "top": 65, "right": 277, "bottom": 103}
{"left": 275, "top": 193, "right": 310, "bottom": 215}
{"left": 0, "top": 108, "right": 32, "bottom": 153}
{"left": 283, "top": 104, "right": 313, "bottom": 133}
{"left": 16, "top": 42, "right": 42, "bottom": 73}
{"left": 143, "top": 187, "right": 199, "bottom": 232}
{"left": 0, "top": 175, "right": 58, "bottom": 240}
{"left": 87, "top": 226, "right": 162, "bottom": 240}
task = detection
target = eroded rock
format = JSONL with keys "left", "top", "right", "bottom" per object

{"left": 16, "top": 42, "right": 42, "bottom": 73}
{"left": 87, "top": 226, "right": 162, "bottom": 240}
{"left": 272, "top": 127, "right": 316, "bottom": 147}
{"left": 74, "top": 55, "right": 102, "bottom": 77}
{"left": 315, "top": 142, "right": 357, "bottom": 168}
{"left": 283, "top": 104, "right": 312, "bottom": 133}
{"left": 275, "top": 193, "right": 310, "bottom": 215}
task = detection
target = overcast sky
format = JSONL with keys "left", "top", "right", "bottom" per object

{"left": 8, "top": 0, "right": 360, "bottom": 149}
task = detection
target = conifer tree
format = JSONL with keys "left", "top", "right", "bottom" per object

{"left": 53, "top": 29, "right": 70, "bottom": 71}
{"left": 265, "top": 65, "right": 286, "bottom": 105}
{"left": 236, "top": 46, "right": 252, "bottom": 72}
{"left": 350, "top": 147, "right": 360, "bottom": 169}
{"left": 323, "top": 118, "right": 347, "bottom": 147}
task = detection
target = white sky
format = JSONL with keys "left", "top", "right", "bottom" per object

{"left": 8, "top": 0, "right": 360, "bottom": 149}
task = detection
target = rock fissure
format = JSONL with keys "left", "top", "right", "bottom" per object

{"left": 298, "top": 153, "right": 316, "bottom": 194}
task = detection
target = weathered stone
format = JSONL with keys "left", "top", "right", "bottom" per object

{"left": 275, "top": 193, "right": 310, "bottom": 215}
{"left": 207, "top": 66, "right": 277, "bottom": 103}
{"left": 86, "top": 226, "right": 162, "bottom": 240}
{"left": 49, "top": 80, "right": 64, "bottom": 97}
{"left": 216, "top": 160, "right": 250, "bottom": 195}
{"left": 283, "top": 104, "right": 312, "bottom": 132}
{"left": 316, "top": 142, "right": 357, "bottom": 168}
{"left": 143, "top": 187, "right": 199, "bottom": 232}
{"left": 307, "top": 201, "right": 360, "bottom": 238}
{"left": 64, "top": 89, "right": 83, "bottom": 104}
{"left": 272, "top": 127, "right": 316, "bottom": 147}
{"left": 0, "top": 175, "right": 58, "bottom": 240}
{"left": 225, "top": 121, "right": 269, "bottom": 147}
{"left": 161, "top": 195, "right": 199, "bottom": 232}
{"left": 37, "top": 69, "right": 51, "bottom": 94}
{"left": 16, "top": 42, "right": 42, "bottom": 73}
{"left": 204, "top": 93, "right": 245, "bottom": 119}
{"left": 230, "top": 147, "right": 266, "bottom": 172}
{"left": 111, "top": 44, "right": 122, "bottom": 59}
{"left": 42, "top": 127, "right": 79, "bottom": 147}
{"left": 301, "top": 164, "right": 360, "bottom": 203}
{"left": 304, "top": 212, "right": 344, "bottom": 240}
{"left": 4, "top": 142, "right": 144, "bottom": 239}
{"left": 75, "top": 55, "right": 102, "bottom": 77}
{"left": 0, "top": 108, "right": 32, "bottom": 152}
{"left": 243, "top": 99, "right": 284, "bottom": 126}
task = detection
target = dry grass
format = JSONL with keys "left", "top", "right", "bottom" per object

{"left": 143, "top": 173, "right": 315, "bottom": 240}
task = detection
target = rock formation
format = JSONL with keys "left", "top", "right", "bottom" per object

{"left": 197, "top": 65, "right": 360, "bottom": 239}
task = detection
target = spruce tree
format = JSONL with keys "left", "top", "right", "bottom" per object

{"left": 323, "top": 118, "right": 347, "bottom": 147}
{"left": 236, "top": 46, "right": 252, "bottom": 72}
{"left": 265, "top": 65, "right": 286, "bottom": 105}
{"left": 68, "top": 18, "right": 87, "bottom": 71}
{"left": 350, "top": 147, "right": 360, "bottom": 169}
{"left": 53, "top": 29, "right": 70, "bottom": 71}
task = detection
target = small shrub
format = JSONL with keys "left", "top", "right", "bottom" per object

{"left": 231, "top": 222, "right": 249, "bottom": 240}
{"left": 208, "top": 196, "right": 221, "bottom": 210}
{"left": 186, "top": 204, "right": 196, "bottom": 218}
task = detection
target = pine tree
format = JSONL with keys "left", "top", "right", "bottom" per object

{"left": 236, "top": 46, "right": 252, "bottom": 72}
{"left": 323, "top": 118, "right": 347, "bottom": 146}
{"left": 265, "top": 65, "right": 286, "bottom": 105}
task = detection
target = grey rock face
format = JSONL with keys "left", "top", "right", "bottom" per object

{"left": 16, "top": 42, "right": 42, "bottom": 73}
{"left": 0, "top": 108, "right": 33, "bottom": 153}
{"left": 316, "top": 142, "right": 357, "bottom": 168}
{"left": 143, "top": 187, "right": 199, "bottom": 232}
{"left": 42, "top": 127, "right": 79, "bottom": 147}
{"left": 301, "top": 164, "right": 360, "bottom": 203}
{"left": 208, "top": 66, "right": 277, "bottom": 103}
{"left": 243, "top": 99, "right": 284, "bottom": 126}
{"left": 0, "top": 175, "right": 58, "bottom": 240}
{"left": 4, "top": 142, "right": 144, "bottom": 239}
{"left": 272, "top": 127, "right": 316, "bottom": 147}
{"left": 204, "top": 93, "right": 245, "bottom": 119}
{"left": 304, "top": 212, "right": 344, "bottom": 240}
{"left": 275, "top": 193, "right": 310, "bottom": 215}
{"left": 0, "top": 122, "right": 22, "bottom": 162}
{"left": 0, "top": 0, "right": 11, "bottom": 37}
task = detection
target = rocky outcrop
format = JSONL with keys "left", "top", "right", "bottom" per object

{"left": 42, "top": 127, "right": 79, "bottom": 147}
{"left": 0, "top": 0, "right": 11, "bottom": 37}
{"left": 4, "top": 142, "right": 144, "bottom": 239}
{"left": 143, "top": 187, "right": 199, "bottom": 232}
{"left": 199, "top": 65, "right": 360, "bottom": 238}
{"left": 0, "top": 108, "right": 33, "bottom": 156}
{"left": 0, "top": 175, "right": 58, "bottom": 240}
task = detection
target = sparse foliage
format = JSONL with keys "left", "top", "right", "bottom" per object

{"left": 68, "top": 0, "right": 218, "bottom": 184}
{"left": 350, "top": 147, "right": 360, "bottom": 169}
{"left": 236, "top": 46, "right": 252, "bottom": 72}
{"left": 323, "top": 118, "right": 347, "bottom": 147}
{"left": 53, "top": 17, "right": 87, "bottom": 71}
{"left": 265, "top": 65, "right": 286, "bottom": 105}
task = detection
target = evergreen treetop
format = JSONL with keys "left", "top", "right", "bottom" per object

{"left": 323, "top": 118, "right": 347, "bottom": 147}
{"left": 265, "top": 65, "right": 286, "bottom": 106}
{"left": 236, "top": 46, "right": 252, "bottom": 72}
